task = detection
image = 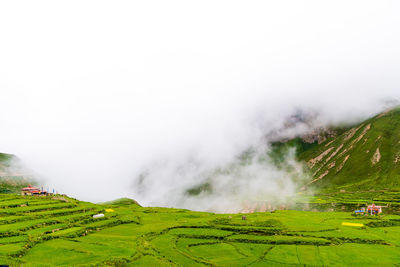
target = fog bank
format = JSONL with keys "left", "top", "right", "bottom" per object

{"left": 1, "top": 1, "right": 400, "bottom": 211}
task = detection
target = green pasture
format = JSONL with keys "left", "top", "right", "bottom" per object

{"left": 0, "top": 194, "right": 399, "bottom": 266}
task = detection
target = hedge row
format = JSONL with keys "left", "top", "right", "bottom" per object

{"left": 0, "top": 207, "right": 98, "bottom": 226}
{"left": 9, "top": 217, "right": 138, "bottom": 258}
{"left": 0, "top": 203, "right": 77, "bottom": 215}
{"left": 285, "top": 233, "right": 390, "bottom": 246}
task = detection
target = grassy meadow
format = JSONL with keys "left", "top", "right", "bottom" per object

{"left": 0, "top": 193, "right": 400, "bottom": 266}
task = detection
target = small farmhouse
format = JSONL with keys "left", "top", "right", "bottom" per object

{"left": 21, "top": 185, "right": 41, "bottom": 196}
{"left": 20, "top": 185, "right": 49, "bottom": 196}
{"left": 367, "top": 204, "right": 383, "bottom": 215}
{"left": 354, "top": 203, "right": 385, "bottom": 216}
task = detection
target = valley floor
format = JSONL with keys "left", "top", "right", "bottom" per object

{"left": 1, "top": 194, "right": 400, "bottom": 266}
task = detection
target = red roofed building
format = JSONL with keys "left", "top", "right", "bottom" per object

{"left": 367, "top": 204, "right": 383, "bottom": 215}
{"left": 21, "top": 185, "right": 41, "bottom": 196}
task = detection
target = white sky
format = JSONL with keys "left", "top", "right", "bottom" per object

{"left": 1, "top": 1, "right": 400, "bottom": 205}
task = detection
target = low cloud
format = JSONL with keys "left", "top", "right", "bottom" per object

{"left": 134, "top": 145, "right": 309, "bottom": 212}
{"left": 0, "top": 1, "right": 400, "bottom": 210}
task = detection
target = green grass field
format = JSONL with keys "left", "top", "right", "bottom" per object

{"left": 0, "top": 193, "right": 400, "bottom": 266}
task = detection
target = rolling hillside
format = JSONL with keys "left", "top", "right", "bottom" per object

{"left": 297, "top": 108, "right": 400, "bottom": 191}
{"left": 1, "top": 193, "right": 400, "bottom": 266}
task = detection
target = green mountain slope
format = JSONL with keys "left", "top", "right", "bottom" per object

{"left": 0, "top": 153, "right": 33, "bottom": 193}
{"left": 297, "top": 108, "right": 400, "bottom": 191}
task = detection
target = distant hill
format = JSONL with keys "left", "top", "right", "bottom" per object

{"left": 294, "top": 108, "right": 400, "bottom": 191}
{"left": 102, "top": 197, "right": 141, "bottom": 207}
{"left": 183, "top": 108, "right": 400, "bottom": 201}
{"left": 0, "top": 153, "right": 34, "bottom": 193}
{"left": 0, "top": 152, "right": 14, "bottom": 173}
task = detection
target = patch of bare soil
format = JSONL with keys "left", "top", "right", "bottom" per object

{"left": 312, "top": 166, "right": 323, "bottom": 177}
{"left": 336, "top": 124, "right": 371, "bottom": 160}
{"left": 307, "top": 147, "right": 334, "bottom": 168}
{"left": 324, "top": 140, "right": 334, "bottom": 147}
{"left": 51, "top": 196, "right": 69, "bottom": 202}
{"left": 350, "top": 124, "right": 371, "bottom": 146}
{"left": 325, "top": 144, "right": 343, "bottom": 163}
{"left": 308, "top": 170, "right": 329, "bottom": 185}
{"left": 328, "top": 161, "right": 336, "bottom": 169}
{"left": 337, "top": 146, "right": 351, "bottom": 159}
{"left": 371, "top": 148, "right": 381, "bottom": 165}
{"left": 395, "top": 154, "right": 400, "bottom": 164}
{"left": 344, "top": 124, "right": 363, "bottom": 141}
{"left": 336, "top": 155, "right": 350, "bottom": 172}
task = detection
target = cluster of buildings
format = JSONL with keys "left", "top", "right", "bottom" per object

{"left": 20, "top": 185, "right": 56, "bottom": 196}
{"left": 354, "top": 203, "right": 385, "bottom": 215}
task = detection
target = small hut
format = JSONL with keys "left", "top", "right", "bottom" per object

{"left": 354, "top": 207, "right": 366, "bottom": 214}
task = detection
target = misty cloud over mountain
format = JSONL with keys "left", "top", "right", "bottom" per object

{"left": 1, "top": 1, "right": 400, "bottom": 210}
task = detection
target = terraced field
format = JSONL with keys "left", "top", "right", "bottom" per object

{"left": 0, "top": 194, "right": 138, "bottom": 266}
{"left": 298, "top": 190, "right": 400, "bottom": 215}
{"left": 1, "top": 194, "right": 400, "bottom": 266}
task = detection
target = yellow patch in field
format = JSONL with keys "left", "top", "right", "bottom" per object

{"left": 105, "top": 208, "right": 114, "bottom": 212}
{"left": 341, "top": 222, "right": 364, "bottom": 227}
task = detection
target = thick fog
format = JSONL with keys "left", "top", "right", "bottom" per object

{"left": 1, "top": 1, "right": 400, "bottom": 211}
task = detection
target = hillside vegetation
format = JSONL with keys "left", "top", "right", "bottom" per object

{"left": 0, "top": 153, "right": 33, "bottom": 193}
{"left": 0, "top": 193, "right": 400, "bottom": 266}
{"left": 296, "top": 108, "right": 400, "bottom": 192}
